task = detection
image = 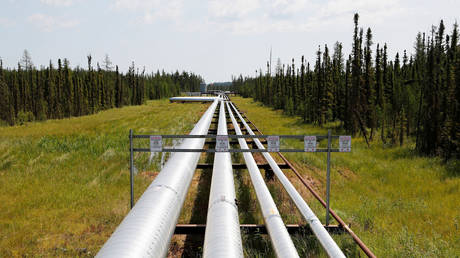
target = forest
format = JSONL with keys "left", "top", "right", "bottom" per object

{"left": 233, "top": 14, "right": 459, "bottom": 160}
{"left": 0, "top": 53, "right": 203, "bottom": 125}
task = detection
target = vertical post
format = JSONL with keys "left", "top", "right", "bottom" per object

{"left": 326, "top": 129, "right": 331, "bottom": 226}
{"left": 129, "top": 129, "right": 134, "bottom": 209}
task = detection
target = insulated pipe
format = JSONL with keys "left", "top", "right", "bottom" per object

{"left": 203, "top": 101, "right": 243, "bottom": 258}
{"left": 97, "top": 99, "right": 219, "bottom": 258}
{"left": 226, "top": 102, "right": 299, "bottom": 258}
{"left": 169, "top": 96, "right": 220, "bottom": 102}
{"left": 228, "top": 102, "right": 346, "bottom": 258}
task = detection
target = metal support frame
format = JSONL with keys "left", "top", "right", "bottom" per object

{"left": 326, "top": 129, "right": 331, "bottom": 226}
{"left": 129, "top": 131, "right": 349, "bottom": 223}
{"left": 196, "top": 162, "right": 291, "bottom": 170}
{"left": 130, "top": 134, "right": 344, "bottom": 153}
{"left": 174, "top": 224, "right": 344, "bottom": 235}
{"left": 129, "top": 129, "right": 134, "bottom": 209}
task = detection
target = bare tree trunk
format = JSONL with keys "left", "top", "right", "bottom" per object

{"left": 354, "top": 109, "right": 370, "bottom": 147}
{"left": 392, "top": 117, "right": 397, "bottom": 145}
{"left": 400, "top": 112, "right": 404, "bottom": 146}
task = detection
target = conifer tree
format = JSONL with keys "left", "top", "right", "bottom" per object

{"left": 63, "top": 59, "right": 74, "bottom": 117}
{"left": 350, "top": 13, "right": 362, "bottom": 134}
{"left": 364, "top": 28, "right": 376, "bottom": 139}
{"left": 0, "top": 60, "right": 15, "bottom": 125}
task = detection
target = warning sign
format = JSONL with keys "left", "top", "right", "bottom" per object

{"left": 304, "top": 136, "right": 317, "bottom": 152}
{"left": 339, "top": 136, "right": 351, "bottom": 152}
{"left": 150, "top": 135, "right": 162, "bottom": 152}
{"left": 215, "top": 135, "right": 229, "bottom": 152}
{"left": 267, "top": 136, "right": 280, "bottom": 152}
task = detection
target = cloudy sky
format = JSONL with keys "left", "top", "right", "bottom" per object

{"left": 0, "top": 0, "right": 459, "bottom": 82}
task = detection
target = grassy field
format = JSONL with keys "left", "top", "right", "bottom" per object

{"left": 231, "top": 96, "right": 460, "bottom": 257}
{"left": 1, "top": 97, "right": 458, "bottom": 257}
{"left": 0, "top": 99, "right": 209, "bottom": 257}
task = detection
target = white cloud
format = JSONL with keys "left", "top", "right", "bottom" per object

{"left": 113, "top": 0, "right": 183, "bottom": 24}
{"left": 208, "top": 0, "right": 260, "bottom": 20}
{"left": 28, "top": 13, "right": 80, "bottom": 32}
{"left": 40, "top": 0, "right": 73, "bottom": 6}
{"left": 205, "top": 0, "right": 313, "bottom": 34}
{"left": 202, "top": 0, "right": 404, "bottom": 35}
{"left": 143, "top": 0, "right": 182, "bottom": 23}
{"left": 0, "top": 17, "right": 15, "bottom": 27}
{"left": 267, "top": 0, "right": 310, "bottom": 19}
{"left": 315, "top": 0, "right": 404, "bottom": 25}
{"left": 303, "top": 0, "right": 404, "bottom": 31}
{"left": 319, "top": 0, "right": 400, "bottom": 17}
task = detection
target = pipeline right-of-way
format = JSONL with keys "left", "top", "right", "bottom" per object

{"left": 96, "top": 93, "right": 357, "bottom": 257}
{"left": 227, "top": 101, "right": 300, "bottom": 258}
{"left": 228, "top": 102, "right": 346, "bottom": 258}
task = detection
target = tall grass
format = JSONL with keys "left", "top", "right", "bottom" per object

{"left": 231, "top": 96, "right": 460, "bottom": 257}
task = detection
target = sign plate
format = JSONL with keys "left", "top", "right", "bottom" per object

{"left": 215, "top": 135, "right": 229, "bottom": 152}
{"left": 304, "top": 136, "right": 317, "bottom": 152}
{"left": 150, "top": 135, "right": 162, "bottom": 152}
{"left": 339, "top": 136, "right": 351, "bottom": 152}
{"left": 267, "top": 136, "right": 280, "bottom": 152}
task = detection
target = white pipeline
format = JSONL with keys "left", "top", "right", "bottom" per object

{"left": 203, "top": 101, "right": 243, "bottom": 258}
{"left": 226, "top": 102, "right": 299, "bottom": 258}
{"left": 169, "top": 96, "right": 220, "bottom": 102}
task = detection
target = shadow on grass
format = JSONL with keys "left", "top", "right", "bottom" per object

{"left": 235, "top": 168, "right": 258, "bottom": 224}
{"left": 0, "top": 160, "right": 13, "bottom": 170}
{"left": 233, "top": 149, "right": 274, "bottom": 256}
{"left": 445, "top": 159, "right": 460, "bottom": 178}
{"left": 388, "top": 147, "right": 419, "bottom": 160}
{"left": 181, "top": 153, "right": 214, "bottom": 257}
{"left": 236, "top": 168, "right": 277, "bottom": 257}
{"left": 241, "top": 231, "right": 274, "bottom": 258}
{"left": 292, "top": 229, "right": 361, "bottom": 257}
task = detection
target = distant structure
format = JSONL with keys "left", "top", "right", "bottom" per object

{"left": 183, "top": 92, "right": 201, "bottom": 96}
{"left": 200, "top": 83, "right": 207, "bottom": 93}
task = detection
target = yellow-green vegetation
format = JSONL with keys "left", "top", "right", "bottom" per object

{"left": 1, "top": 96, "right": 458, "bottom": 257}
{"left": 0, "top": 99, "right": 209, "bottom": 257}
{"left": 231, "top": 96, "right": 460, "bottom": 257}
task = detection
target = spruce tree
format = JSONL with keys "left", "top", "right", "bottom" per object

{"left": 63, "top": 59, "right": 74, "bottom": 117}
{"left": 364, "top": 28, "right": 376, "bottom": 139}
{"left": 350, "top": 13, "right": 362, "bottom": 134}
{"left": 0, "top": 60, "right": 15, "bottom": 125}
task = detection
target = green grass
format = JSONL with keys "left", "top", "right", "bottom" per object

{"left": 1, "top": 96, "right": 458, "bottom": 257}
{"left": 0, "top": 99, "right": 209, "bottom": 257}
{"left": 231, "top": 96, "right": 460, "bottom": 257}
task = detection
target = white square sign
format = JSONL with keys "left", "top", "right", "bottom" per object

{"left": 215, "top": 135, "right": 229, "bottom": 152}
{"left": 150, "top": 135, "right": 162, "bottom": 152}
{"left": 339, "top": 136, "right": 351, "bottom": 152}
{"left": 304, "top": 136, "right": 317, "bottom": 152}
{"left": 267, "top": 136, "right": 280, "bottom": 152}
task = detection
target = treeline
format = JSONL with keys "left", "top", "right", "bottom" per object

{"left": 233, "top": 14, "right": 459, "bottom": 159}
{"left": 207, "top": 82, "right": 233, "bottom": 91}
{"left": 0, "top": 53, "right": 203, "bottom": 125}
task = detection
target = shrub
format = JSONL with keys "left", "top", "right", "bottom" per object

{"left": 17, "top": 111, "right": 35, "bottom": 125}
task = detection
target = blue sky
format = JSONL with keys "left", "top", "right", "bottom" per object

{"left": 0, "top": 0, "right": 459, "bottom": 82}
